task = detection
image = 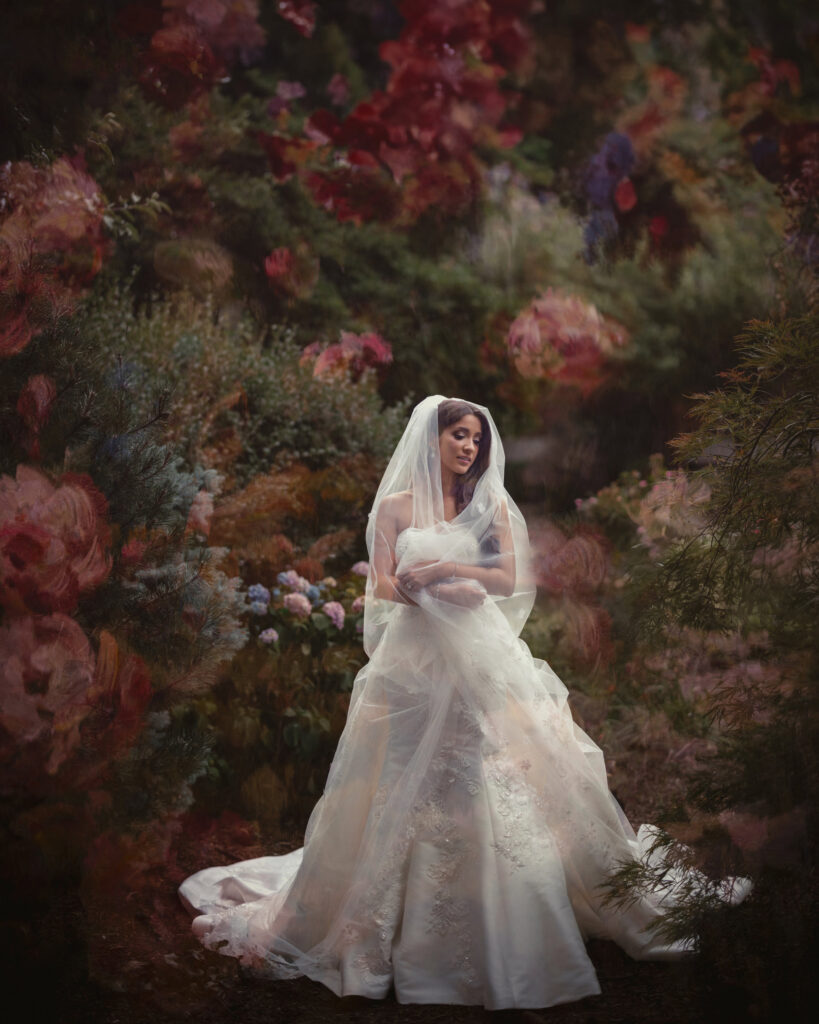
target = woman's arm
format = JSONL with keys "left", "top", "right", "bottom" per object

{"left": 371, "top": 496, "right": 417, "bottom": 605}
{"left": 397, "top": 504, "right": 517, "bottom": 598}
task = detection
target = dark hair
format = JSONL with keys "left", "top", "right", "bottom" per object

{"left": 437, "top": 399, "right": 491, "bottom": 514}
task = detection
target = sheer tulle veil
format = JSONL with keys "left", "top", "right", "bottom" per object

{"left": 362, "top": 395, "right": 535, "bottom": 656}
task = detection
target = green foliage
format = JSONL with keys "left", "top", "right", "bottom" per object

{"left": 602, "top": 311, "right": 819, "bottom": 1015}
{"left": 75, "top": 280, "right": 409, "bottom": 487}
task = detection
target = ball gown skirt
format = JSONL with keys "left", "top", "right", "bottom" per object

{"left": 179, "top": 526, "right": 734, "bottom": 1010}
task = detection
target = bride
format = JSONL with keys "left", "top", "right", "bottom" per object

{"left": 179, "top": 396, "right": 745, "bottom": 1010}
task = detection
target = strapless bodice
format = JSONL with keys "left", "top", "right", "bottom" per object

{"left": 394, "top": 524, "right": 480, "bottom": 568}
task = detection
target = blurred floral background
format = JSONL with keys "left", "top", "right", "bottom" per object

{"left": 0, "top": 1, "right": 816, "bottom": 1021}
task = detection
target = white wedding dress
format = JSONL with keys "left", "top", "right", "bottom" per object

{"left": 179, "top": 522, "right": 733, "bottom": 1010}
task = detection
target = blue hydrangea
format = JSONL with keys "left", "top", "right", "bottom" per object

{"left": 306, "top": 584, "right": 320, "bottom": 603}
{"left": 250, "top": 600, "right": 269, "bottom": 615}
{"left": 248, "top": 583, "right": 271, "bottom": 604}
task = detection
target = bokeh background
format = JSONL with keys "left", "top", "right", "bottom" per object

{"left": 0, "top": 2, "right": 816, "bottom": 1021}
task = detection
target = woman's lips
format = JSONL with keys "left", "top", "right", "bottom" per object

{"left": 457, "top": 456, "right": 471, "bottom": 465}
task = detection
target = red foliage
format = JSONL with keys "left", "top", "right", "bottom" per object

{"left": 260, "top": 0, "right": 535, "bottom": 224}
{"left": 256, "top": 131, "right": 319, "bottom": 182}
{"left": 301, "top": 330, "right": 393, "bottom": 381}
{"left": 276, "top": 0, "right": 317, "bottom": 38}
{"left": 0, "top": 157, "right": 107, "bottom": 357}
{"left": 0, "top": 465, "right": 112, "bottom": 617}
{"left": 141, "top": 0, "right": 266, "bottom": 107}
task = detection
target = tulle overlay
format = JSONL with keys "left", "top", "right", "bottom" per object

{"left": 180, "top": 525, "right": 705, "bottom": 1010}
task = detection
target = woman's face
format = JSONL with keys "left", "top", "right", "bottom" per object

{"left": 439, "top": 414, "right": 483, "bottom": 477}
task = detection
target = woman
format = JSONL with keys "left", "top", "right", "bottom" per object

{"left": 179, "top": 396, "right": 746, "bottom": 1010}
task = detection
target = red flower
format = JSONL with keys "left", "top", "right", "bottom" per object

{"left": 614, "top": 177, "right": 637, "bottom": 212}
{"left": 0, "top": 465, "right": 111, "bottom": 616}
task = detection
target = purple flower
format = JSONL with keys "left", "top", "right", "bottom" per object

{"left": 250, "top": 601, "right": 269, "bottom": 615}
{"left": 351, "top": 595, "right": 365, "bottom": 614}
{"left": 351, "top": 561, "right": 369, "bottom": 576}
{"left": 283, "top": 592, "right": 312, "bottom": 618}
{"left": 277, "top": 570, "right": 310, "bottom": 592}
{"left": 248, "top": 583, "right": 270, "bottom": 604}
{"left": 259, "top": 628, "right": 279, "bottom": 644}
{"left": 322, "top": 601, "right": 345, "bottom": 629}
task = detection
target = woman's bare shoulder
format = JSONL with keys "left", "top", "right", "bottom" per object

{"left": 376, "top": 491, "right": 413, "bottom": 530}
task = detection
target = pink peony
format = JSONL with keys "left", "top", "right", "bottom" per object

{"left": 507, "top": 288, "right": 628, "bottom": 395}
{"left": 322, "top": 600, "right": 345, "bottom": 629}
{"left": 0, "top": 613, "right": 97, "bottom": 773}
{"left": 0, "top": 465, "right": 111, "bottom": 616}
{"left": 351, "top": 561, "right": 369, "bottom": 576}
{"left": 283, "top": 591, "right": 312, "bottom": 618}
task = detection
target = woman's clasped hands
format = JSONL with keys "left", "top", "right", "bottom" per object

{"left": 397, "top": 559, "right": 486, "bottom": 608}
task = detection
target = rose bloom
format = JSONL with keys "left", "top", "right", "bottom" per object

{"left": 322, "top": 600, "right": 345, "bottom": 629}
{"left": 283, "top": 592, "right": 312, "bottom": 618}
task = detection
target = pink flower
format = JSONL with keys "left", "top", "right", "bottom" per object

{"left": 0, "top": 613, "right": 96, "bottom": 773}
{"left": 506, "top": 288, "right": 628, "bottom": 395}
{"left": 0, "top": 465, "right": 111, "bottom": 616}
{"left": 278, "top": 569, "right": 310, "bottom": 592}
{"left": 351, "top": 595, "right": 365, "bottom": 614}
{"left": 351, "top": 561, "right": 369, "bottom": 576}
{"left": 322, "top": 600, "right": 345, "bottom": 629}
{"left": 283, "top": 592, "right": 312, "bottom": 618}
{"left": 259, "top": 627, "right": 279, "bottom": 644}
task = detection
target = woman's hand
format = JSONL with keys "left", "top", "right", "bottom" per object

{"left": 435, "top": 581, "right": 486, "bottom": 608}
{"left": 397, "top": 559, "right": 450, "bottom": 595}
